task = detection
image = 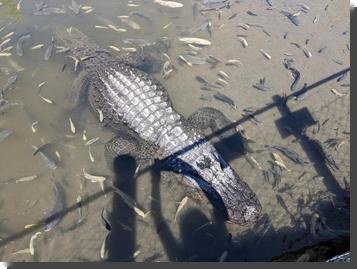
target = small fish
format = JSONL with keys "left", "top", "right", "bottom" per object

{"left": 121, "top": 47, "right": 136, "bottom": 52}
{"left": 97, "top": 109, "right": 104, "bottom": 122}
{"left": 88, "top": 147, "right": 95, "bottom": 162}
{"left": 38, "top": 82, "right": 46, "bottom": 88}
{"left": 29, "top": 231, "right": 42, "bottom": 256}
{"left": 0, "top": 38, "right": 11, "bottom": 49}
{"left": 16, "top": 33, "right": 31, "bottom": 56}
{"left": 238, "top": 37, "right": 248, "bottom": 48}
{"left": 179, "top": 37, "right": 211, "bottom": 46}
{"left": 100, "top": 235, "right": 108, "bottom": 260}
{"left": 269, "top": 145, "right": 306, "bottom": 164}
{"left": 11, "top": 248, "right": 32, "bottom": 255}
{"left": 154, "top": 0, "right": 183, "bottom": 8}
{"left": 31, "top": 121, "right": 39, "bottom": 133}
{"left": 44, "top": 37, "right": 55, "bottom": 61}
{"left": 119, "top": 18, "right": 141, "bottom": 30}
{"left": 162, "top": 22, "right": 173, "bottom": 29}
{"left": 281, "top": 11, "right": 300, "bottom": 26}
{"left": 1, "top": 31, "right": 14, "bottom": 40}
{"left": 15, "top": 175, "right": 38, "bottom": 183}
{"left": 83, "top": 168, "right": 106, "bottom": 186}
{"left": 31, "top": 44, "right": 44, "bottom": 50}
{"left": 38, "top": 94, "right": 53, "bottom": 104}
{"left": 226, "top": 59, "right": 241, "bottom": 66}
{"left": 68, "top": 0, "right": 82, "bottom": 14}
{"left": 85, "top": 137, "right": 100, "bottom": 146}
{"left": 313, "top": 16, "right": 318, "bottom": 23}
{"left": 111, "top": 184, "right": 148, "bottom": 218}
{"left": 107, "top": 24, "right": 127, "bottom": 32}
{"left": 174, "top": 196, "right": 188, "bottom": 222}
{"left": 331, "top": 88, "right": 347, "bottom": 97}
{"left": 1, "top": 74, "right": 17, "bottom": 96}
{"left": 275, "top": 194, "right": 289, "bottom": 212}
{"left": 17, "top": 0, "right": 22, "bottom": 10}
{"left": 82, "top": 130, "right": 87, "bottom": 141}
{"left": 178, "top": 55, "right": 192, "bottom": 67}
{"left": 266, "top": 0, "right": 273, "bottom": 6}
{"left": 228, "top": 13, "right": 237, "bottom": 20}
{"left": 95, "top": 25, "right": 109, "bottom": 29}
{"left": 262, "top": 29, "right": 271, "bottom": 37}
{"left": 247, "top": 11, "right": 258, "bottom": 16}
{"left": 272, "top": 152, "right": 290, "bottom": 171}
{"left": 108, "top": 45, "right": 120, "bottom": 52}
{"left": 248, "top": 155, "right": 262, "bottom": 170}
{"left": 44, "top": 181, "right": 65, "bottom": 231}
{"left": 32, "top": 145, "right": 57, "bottom": 169}
{"left": 101, "top": 208, "right": 111, "bottom": 231}
{"left": 0, "top": 129, "right": 13, "bottom": 141}
{"left": 218, "top": 250, "right": 228, "bottom": 262}
{"left": 237, "top": 23, "right": 250, "bottom": 30}
{"left": 218, "top": 70, "right": 229, "bottom": 80}
{"left": 55, "top": 150, "right": 61, "bottom": 161}
{"left": 69, "top": 117, "right": 76, "bottom": 134}
{"left": 303, "top": 48, "right": 312, "bottom": 58}
{"left": 0, "top": 52, "right": 12, "bottom": 57}
{"left": 213, "top": 92, "right": 237, "bottom": 109}
{"left": 260, "top": 49, "right": 271, "bottom": 60}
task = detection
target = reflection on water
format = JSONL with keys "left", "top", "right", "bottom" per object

{"left": 0, "top": 0, "right": 350, "bottom": 262}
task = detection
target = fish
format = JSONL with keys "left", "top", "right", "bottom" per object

{"left": 1, "top": 74, "right": 17, "bottom": 97}
{"left": 68, "top": 0, "right": 81, "bottom": 14}
{"left": 281, "top": 11, "right": 300, "bottom": 26}
{"left": 108, "top": 45, "right": 121, "bottom": 52}
{"left": 44, "top": 181, "right": 65, "bottom": 231}
{"left": 324, "top": 138, "right": 345, "bottom": 151}
{"left": 275, "top": 194, "right": 289, "bottom": 212}
{"left": 174, "top": 196, "right": 188, "bottom": 222}
{"left": 154, "top": 0, "right": 183, "bottom": 8}
{"left": 85, "top": 137, "right": 100, "bottom": 146}
{"left": 129, "top": 12, "right": 153, "bottom": 22}
{"left": 260, "top": 49, "right": 271, "bottom": 59}
{"left": 269, "top": 145, "right": 306, "bottom": 164}
{"left": 16, "top": 33, "right": 31, "bottom": 56}
{"left": 88, "top": 147, "right": 95, "bottom": 162}
{"left": 179, "top": 37, "right": 211, "bottom": 46}
{"left": 107, "top": 25, "right": 127, "bottom": 32}
{"left": 331, "top": 88, "right": 347, "bottom": 97}
{"left": 247, "top": 11, "right": 258, "bottom": 16}
{"left": 100, "top": 235, "right": 108, "bottom": 260}
{"left": 228, "top": 13, "right": 237, "bottom": 20}
{"left": 32, "top": 145, "right": 57, "bottom": 169}
{"left": 225, "top": 59, "right": 241, "bottom": 66}
{"left": 238, "top": 37, "right": 248, "bottom": 48}
{"left": 15, "top": 175, "right": 38, "bottom": 183}
{"left": 119, "top": 18, "right": 141, "bottom": 30}
{"left": 29, "top": 231, "right": 42, "bottom": 256}
{"left": 95, "top": 25, "right": 109, "bottom": 29}
{"left": 69, "top": 117, "right": 76, "bottom": 134}
{"left": 83, "top": 168, "right": 106, "bottom": 192}
{"left": 218, "top": 70, "right": 229, "bottom": 80}
{"left": 111, "top": 184, "right": 148, "bottom": 218}
{"left": 1, "top": 31, "right": 14, "bottom": 40}
{"left": 237, "top": 23, "right": 250, "bottom": 30}
{"left": 178, "top": 55, "right": 192, "bottom": 66}
{"left": 266, "top": 0, "right": 273, "bottom": 6}
{"left": 0, "top": 38, "right": 11, "bottom": 49}
{"left": 31, "top": 44, "right": 44, "bottom": 50}
{"left": 272, "top": 152, "right": 290, "bottom": 171}
{"left": 38, "top": 94, "right": 53, "bottom": 104}
{"left": 271, "top": 163, "right": 282, "bottom": 188}
{"left": 213, "top": 92, "right": 237, "bottom": 109}
{"left": 44, "top": 37, "right": 54, "bottom": 61}
{"left": 181, "top": 54, "right": 206, "bottom": 65}
{"left": 11, "top": 248, "right": 32, "bottom": 255}
{"left": 303, "top": 48, "right": 312, "bottom": 58}
{"left": 122, "top": 47, "right": 136, "bottom": 52}
{"left": 0, "top": 52, "right": 12, "bottom": 57}
{"left": 313, "top": 16, "right": 318, "bottom": 23}
{"left": 101, "top": 208, "right": 111, "bottom": 231}
{"left": 218, "top": 250, "right": 228, "bottom": 262}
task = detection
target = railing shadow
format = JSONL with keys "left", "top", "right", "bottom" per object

{"left": 0, "top": 67, "right": 350, "bottom": 260}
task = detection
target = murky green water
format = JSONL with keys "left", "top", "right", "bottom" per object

{"left": 0, "top": 0, "right": 350, "bottom": 262}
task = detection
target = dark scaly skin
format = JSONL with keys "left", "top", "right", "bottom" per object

{"left": 56, "top": 27, "right": 262, "bottom": 225}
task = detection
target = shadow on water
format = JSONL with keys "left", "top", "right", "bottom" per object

{"left": 106, "top": 155, "right": 137, "bottom": 261}
{"left": 150, "top": 162, "right": 231, "bottom": 262}
{"left": 0, "top": 68, "right": 350, "bottom": 261}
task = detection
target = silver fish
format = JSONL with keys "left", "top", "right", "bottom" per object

{"left": 213, "top": 92, "right": 237, "bottom": 109}
{"left": 16, "top": 33, "right": 31, "bottom": 56}
{"left": 44, "top": 181, "right": 65, "bottom": 231}
{"left": 1, "top": 74, "right": 17, "bottom": 97}
{"left": 44, "top": 37, "right": 55, "bottom": 61}
{"left": 0, "top": 129, "right": 13, "bottom": 141}
{"left": 32, "top": 145, "right": 57, "bottom": 169}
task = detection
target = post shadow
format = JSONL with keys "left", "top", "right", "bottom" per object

{"left": 106, "top": 154, "right": 137, "bottom": 261}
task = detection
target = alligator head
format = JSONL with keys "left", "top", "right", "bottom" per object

{"left": 165, "top": 142, "right": 262, "bottom": 226}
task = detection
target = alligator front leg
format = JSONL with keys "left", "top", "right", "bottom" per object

{"left": 187, "top": 107, "right": 251, "bottom": 159}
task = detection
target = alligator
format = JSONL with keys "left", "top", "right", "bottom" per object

{"left": 56, "top": 27, "right": 262, "bottom": 225}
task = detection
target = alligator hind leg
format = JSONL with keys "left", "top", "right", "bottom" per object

{"left": 63, "top": 71, "right": 90, "bottom": 111}
{"left": 187, "top": 107, "right": 251, "bottom": 160}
